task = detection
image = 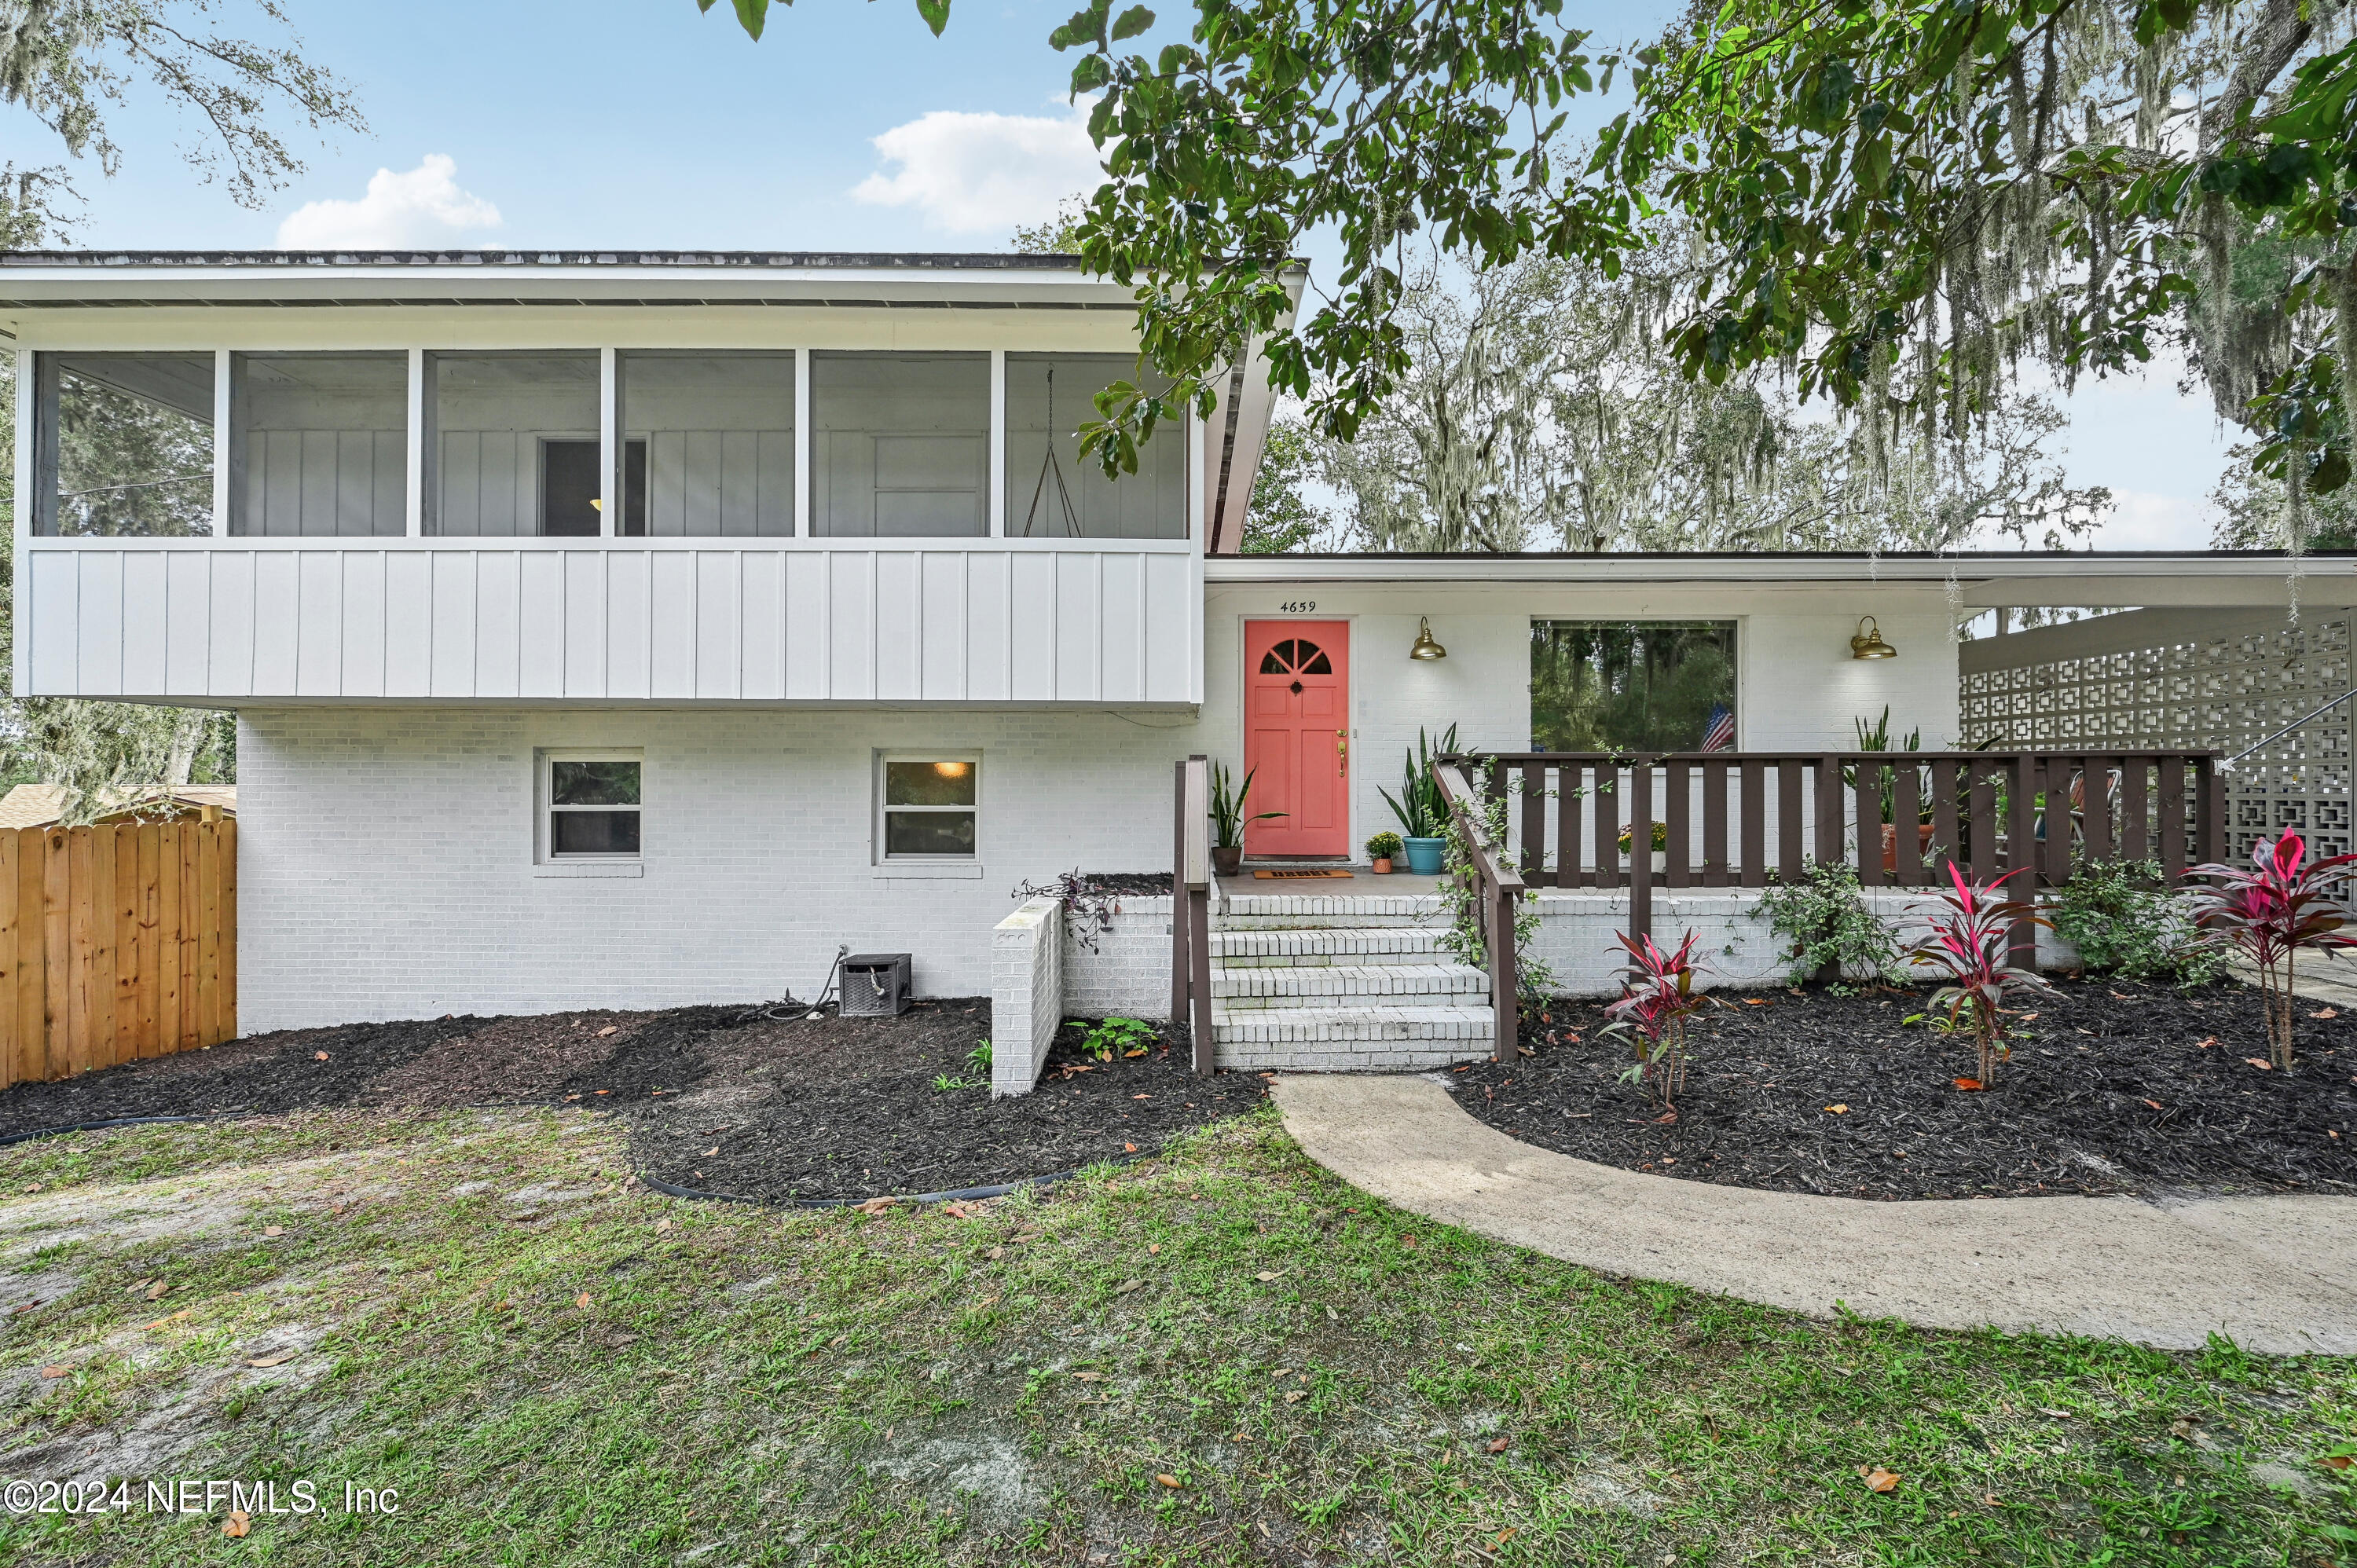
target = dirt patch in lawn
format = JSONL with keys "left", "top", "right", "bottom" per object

{"left": 1454, "top": 976, "right": 2357, "bottom": 1200}
{"left": 0, "top": 1001, "right": 1265, "bottom": 1202}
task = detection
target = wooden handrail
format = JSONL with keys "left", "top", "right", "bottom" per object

{"left": 1171, "top": 755, "right": 1213, "bottom": 1076}
{"left": 1433, "top": 760, "right": 1524, "bottom": 1063}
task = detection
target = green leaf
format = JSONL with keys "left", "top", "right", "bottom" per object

{"left": 1109, "top": 4, "right": 1154, "bottom": 42}
{"left": 914, "top": 0, "right": 951, "bottom": 35}
{"left": 720, "top": 0, "right": 771, "bottom": 40}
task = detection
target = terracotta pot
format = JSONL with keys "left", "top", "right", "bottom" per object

{"left": 1881, "top": 822, "right": 1937, "bottom": 873}
{"left": 1211, "top": 845, "right": 1242, "bottom": 878}
{"left": 1370, "top": 856, "right": 1393, "bottom": 874}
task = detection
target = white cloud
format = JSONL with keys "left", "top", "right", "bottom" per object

{"left": 274, "top": 155, "right": 502, "bottom": 249}
{"left": 851, "top": 104, "right": 1100, "bottom": 235}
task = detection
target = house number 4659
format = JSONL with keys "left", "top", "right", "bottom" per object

{"left": 1280, "top": 601, "right": 1318, "bottom": 613}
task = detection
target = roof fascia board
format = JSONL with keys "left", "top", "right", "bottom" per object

{"left": 1204, "top": 553, "right": 2354, "bottom": 590}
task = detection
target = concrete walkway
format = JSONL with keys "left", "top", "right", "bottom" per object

{"left": 1273, "top": 1074, "right": 2357, "bottom": 1354}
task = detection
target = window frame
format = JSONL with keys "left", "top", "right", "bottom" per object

{"left": 874, "top": 750, "right": 982, "bottom": 867}
{"left": 538, "top": 748, "right": 645, "bottom": 865}
{"left": 1527, "top": 618, "right": 1743, "bottom": 753}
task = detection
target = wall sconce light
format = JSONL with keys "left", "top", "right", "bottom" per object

{"left": 1409, "top": 616, "right": 1448, "bottom": 661}
{"left": 1849, "top": 616, "right": 1898, "bottom": 660}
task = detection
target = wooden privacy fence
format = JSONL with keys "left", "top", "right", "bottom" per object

{"left": 1439, "top": 751, "right": 2223, "bottom": 1064}
{"left": 0, "top": 820, "right": 237, "bottom": 1090}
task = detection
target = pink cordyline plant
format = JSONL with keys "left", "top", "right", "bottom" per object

{"left": 2185, "top": 830, "right": 2357, "bottom": 1070}
{"left": 1901, "top": 864, "right": 2055, "bottom": 1088}
{"left": 1601, "top": 929, "right": 1718, "bottom": 1112}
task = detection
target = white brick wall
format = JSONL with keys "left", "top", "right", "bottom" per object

{"left": 991, "top": 897, "right": 1062, "bottom": 1095}
{"left": 236, "top": 707, "right": 1209, "bottom": 1031}
{"left": 1061, "top": 896, "right": 1173, "bottom": 1019}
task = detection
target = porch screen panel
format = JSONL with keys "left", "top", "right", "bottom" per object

{"left": 34, "top": 352, "right": 216, "bottom": 537}
{"left": 618, "top": 351, "right": 796, "bottom": 537}
{"left": 229, "top": 352, "right": 406, "bottom": 537}
{"left": 812, "top": 352, "right": 988, "bottom": 537}
{"left": 1531, "top": 621, "right": 1739, "bottom": 752}
{"left": 428, "top": 351, "right": 600, "bottom": 536}
{"left": 1004, "top": 353, "right": 1186, "bottom": 539}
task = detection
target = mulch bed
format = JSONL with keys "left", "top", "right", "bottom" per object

{"left": 1453, "top": 976, "right": 2357, "bottom": 1200}
{"left": 0, "top": 1000, "right": 1266, "bottom": 1202}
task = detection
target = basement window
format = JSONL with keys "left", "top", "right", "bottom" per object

{"left": 543, "top": 752, "right": 643, "bottom": 860}
{"left": 877, "top": 753, "right": 980, "bottom": 861}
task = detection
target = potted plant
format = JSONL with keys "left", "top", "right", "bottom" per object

{"left": 1365, "top": 830, "right": 1403, "bottom": 874}
{"left": 1853, "top": 707, "right": 1937, "bottom": 871}
{"left": 1617, "top": 819, "right": 1669, "bottom": 873}
{"left": 1377, "top": 724, "right": 1459, "bottom": 875}
{"left": 1207, "top": 760, "right": 1283, "bottom": 877}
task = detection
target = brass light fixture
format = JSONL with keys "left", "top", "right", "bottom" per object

{"left": 1849, "top": 615, "right": 1898, "bottom": 660}
{"left": 1409, "top": 616, "right": 1448, "bottom": 661}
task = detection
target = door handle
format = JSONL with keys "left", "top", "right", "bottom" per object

{"left": 1336, "top": 729, "right": 1348, "bottom": 775}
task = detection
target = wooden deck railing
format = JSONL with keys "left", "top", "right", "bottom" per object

{"left": 1170, "top": 754, "right": 1212, "bottom": 1075}
{"left": 1440, "top": 749, "right": 2223, "bottom": 981}
{"left": 1432, "top": 760, "right": 1526, "bottom": 1063}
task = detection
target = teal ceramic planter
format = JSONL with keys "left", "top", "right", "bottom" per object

{"left": 1402, "top": 836, "right": 1446, "bottom": 874}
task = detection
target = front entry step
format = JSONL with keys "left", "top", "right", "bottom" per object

{"left": 1212, "top": 962, "right": 1487, "bottom": 1008}
{"left": 1211, "top": 1004, "right": 1497, "bottom": 1070}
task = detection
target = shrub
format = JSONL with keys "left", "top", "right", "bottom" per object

{"left": 2185, "top": 829, "right": 2357, "bottom": 1069}
{"left": 1070, "top": 1016, "right": 1157, "bottom": 1062}
{"left": 2047, "top": 858, "right": 2223, "bottom": 987}
{"left": 1365, "top": 830, "right": 1404, "bottom": 860}
{"left": 1600, "top": 929, "right": 1717, "bottom": 1112}
{"left": 1900, "top": 864, "right": 2055, "bottom": 1087}
{"left": 1757, "top": 861, "right": 1897, "bottom": 984}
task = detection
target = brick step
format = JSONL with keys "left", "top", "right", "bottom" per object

{"left": 1211, "top": 1004, "right": 1495, "bottom": 1045}
{"left": 1213, "top": 896, "right": 1446, "bottom": 929}
{"left": 1208, "top": 927, "right": 1453, "bottom": 966}
{"left": 1211, "top": 962, "right": 1487, "bottom": 1009}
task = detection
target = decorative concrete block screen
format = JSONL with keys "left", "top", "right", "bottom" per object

{"left": 1961, "top": 606, "right": 2351, "bottom": 863}
{"left": 991, "top": 896, "right": 1062, "bottom": 1096}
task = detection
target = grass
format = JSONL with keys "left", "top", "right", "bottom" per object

{"left": 0, "top": 1103, "right": 2349, "bottom": 1565}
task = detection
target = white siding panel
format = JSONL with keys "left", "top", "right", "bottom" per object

{"left": 1008, "top": 552, "right": 1058, "bottom": 702}
{"left": 27, "top": 551, "right": 79, "bottom": 694}
{"left": 562, "top": 552, "right": 607, "bottom": 698}
{"left": 204, "top": 553, "right": 255, "bottom": 698}
{"left": 1146, "top": 551, "right": 1191, "bottom": 702}
{"left": 874, "top": 552, "right": 921, "bottom": 700}
{"left": 740, "top": 551, "right": 785, "bottom": 700}
{"left": 518, "top": 551, "right": 566, "bottom": 698}
{"left": 295, "top": 550, "right": 343, "bottom": 696}
{"left": 1054, "top": 552, "right": 1098, "bottom": 702}
{"left": 648, "top": 549, "right": 697, "bottom": 700}
{"left": 783, "top": 552, "right": 829, "bottom": 700}
{"left": 1098, "top": 551, "right": 1143, "bottom": 703}
{"left": 830, "top": 551, "right": 874, "bottom": 698}
{"left": 964, "top": 551, "right": 1010, "bottom": 702}
{"left": 474, "top": 551, "right": 522, "bottom": 698}
{"left": 340, "top": 551, "right": 386, "bottom": 698}
{"left": 921, "top": 552, "right": 966, "bottom": 700}
{"left": 20, "top": 541, "right": 1197, "bottom": 705}
{"left": 606, "top": 550, "right": 652, "bottom": 699}
{"left": 163, "top": 551, "right": 212, "bottom": 698}
{"left": 429, "top": 552, "right": 478, "bottom": 698}
{"left": 119, "top": 551, "right": 169, "bottom": 698}
{"left": 381, "top": 551, "right": 433, "bottom": 698}
{"left": 695, "top": 552, "right": 740, "bottom": 699}
{"left": 74, "top": 550, "right": 124, "bottom": 696}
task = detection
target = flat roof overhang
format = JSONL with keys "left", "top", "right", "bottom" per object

{"left": 1205, "top": 551, "right": 2357, "bottom": 609}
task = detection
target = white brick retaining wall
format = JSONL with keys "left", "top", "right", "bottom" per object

{"left": 991, "top": 897, "right": 1063, "bottom": 1096}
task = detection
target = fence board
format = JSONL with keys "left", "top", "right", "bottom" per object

{"left": 1702, "top": 762, "right": 1729, "bottom": 887}
{"left": 1519, "top": 761, "right": 1545, "bottom": 883}
{"left": 0, "top": 821, "right": 237, "bottom": 1087}
{"left": 1664, "top": 760, "right": 1691, "bottom": 887}
{"left": 1555, "top": 763, "right": 1580, "bottom": 890}
{"left": 1739, "top": 760, "right": 1765, "bottom": 887}
{"left": 1593, "top": 766, "right": 1619, "bottom": 890}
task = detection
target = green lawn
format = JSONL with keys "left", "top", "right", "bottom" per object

{"left": 0, "top": 1104, "right": 2350, "bottom": 1565}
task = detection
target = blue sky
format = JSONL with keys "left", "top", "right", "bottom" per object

{"left": 24, "top": 0, "right": 2231, "bottom": 547}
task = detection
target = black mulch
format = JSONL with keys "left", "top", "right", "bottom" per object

{"left": 0, "top": 999, "right": 1266, "bottom": 1202}
{"left": 1453, "top": 977, "right": 2357, "bottom": 1200}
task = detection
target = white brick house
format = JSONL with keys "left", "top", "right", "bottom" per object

{"left": 5, "top": 251, "right": 2346, "bottom": 1078}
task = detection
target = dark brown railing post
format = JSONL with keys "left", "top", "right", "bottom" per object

{"left": 1171, "top": 758, "right": 1190, "bottom": 1025}
{"left": 1813, "top": 754, "right": 1844, "bottom": 866}
{"left": 1181, "top": 755, "right": 1213, "bottom": 1075}
{"left": 1435, "top": 759, "right": 1525, "bottom": 1063}
{"left": 2007, "top": 752, "right": 2040, "bottom": 969}
{"left": 2193, "top": 753, "right": 2223, "bottom": 865}
{"left": 1628, "top": 760, "right": 1653, "bottom": 945}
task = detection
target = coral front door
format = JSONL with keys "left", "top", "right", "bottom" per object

{"left": 1243, "top": 621, "right": 1351, "bottom": 858}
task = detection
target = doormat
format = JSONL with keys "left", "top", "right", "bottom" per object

{"left": 1252, "top": 868, "right": 1356, "bottom": 880}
